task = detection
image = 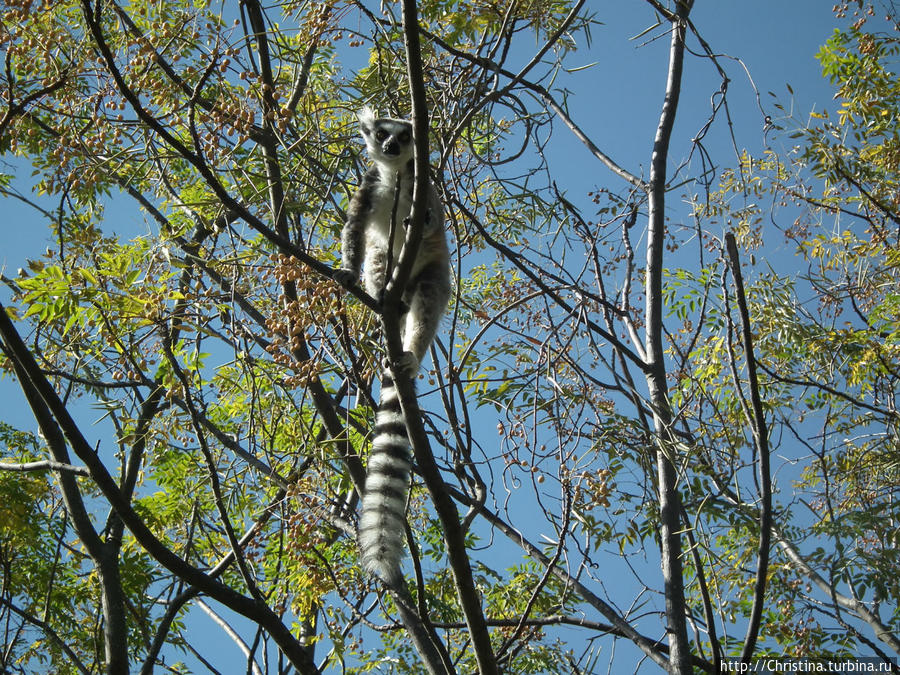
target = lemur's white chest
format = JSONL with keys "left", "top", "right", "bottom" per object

{"left": 366, "top": 170, "right": 414, "bottom": 258}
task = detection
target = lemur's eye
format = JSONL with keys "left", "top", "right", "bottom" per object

{"left": 375, "top": 129, "right": 387, "bottom": 142}
{"left": 399, "top": 131, "right": 410, "bottom": 144}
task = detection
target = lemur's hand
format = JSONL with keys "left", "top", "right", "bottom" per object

{"left": 333, "top": 268, "right": 357, "bottom": 288}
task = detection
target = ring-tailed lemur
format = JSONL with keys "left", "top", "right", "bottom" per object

{"left": 335, "top": 107, "right": 450, "bottom": 584}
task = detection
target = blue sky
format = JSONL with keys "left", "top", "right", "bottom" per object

{"left": 0, "top": 1, "right": 866, "bottom": 672}
{"left": 554, "top": 2, "right": 841, "bottom": 198}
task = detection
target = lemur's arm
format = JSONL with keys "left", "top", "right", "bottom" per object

{"left": 335, "top": 169, "right": 379, "bottom": 287}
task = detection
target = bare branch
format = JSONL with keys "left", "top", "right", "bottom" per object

{"left": 724, "top": 233, "right": 773, "bottom": 661}
{"left": 0, "top": 459, "right": 89, "bottom": 475}
{"left": 644, "top": 3, "right": 694, "bottom": 671}
{"left": 195, "top": 599, "right": 264, "bottom": 675}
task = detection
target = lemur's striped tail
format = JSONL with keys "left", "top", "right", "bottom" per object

{"left": 358, "top": 371, "right": 412, "bottom": 584}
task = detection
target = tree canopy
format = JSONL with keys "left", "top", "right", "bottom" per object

{"left": 0, "top": 0, "right": 898, "bottom": 673}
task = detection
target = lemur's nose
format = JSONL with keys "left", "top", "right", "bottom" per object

{"left": 383, "top": 139, "right": 400, "bottom": 155}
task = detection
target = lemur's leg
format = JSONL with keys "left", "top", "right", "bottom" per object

{"left": 362, "top": 243, "right": 388, "bottom": 300}
{"left": 397, "top": 260, "right": 450, "bottom": 375}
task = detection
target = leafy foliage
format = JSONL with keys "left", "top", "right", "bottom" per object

{"left": 0, "top": 0, "right": 898, "bottom": 673}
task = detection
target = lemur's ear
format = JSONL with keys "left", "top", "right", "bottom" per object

{"left": 358, "top": 106, "right": 376, "bottom": 133}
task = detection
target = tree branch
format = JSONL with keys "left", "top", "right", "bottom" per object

{"left": 0, "top": 459, "right": 89, "bottom": 475}
{"left": 644, "top": 2, "right": 694, "bottom": 672}
{"left": 195, "top": 599, "right": 263, "bottom": 675}
{"left": 724, "top": 233, "right": 772, "bottom": 662}
{"left": 381, "top": 3, "right": 498, "bottom": 673}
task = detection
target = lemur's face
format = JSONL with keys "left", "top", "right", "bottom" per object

{"left": 360, "top": 115, "right": 413, "bottom": 166}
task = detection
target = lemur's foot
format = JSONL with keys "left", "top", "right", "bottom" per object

{"left": 377, "top": 288, "right": 410, "bottom": 315}
{"left": 383, "top": 351, "right": 419, "bottom": 378}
